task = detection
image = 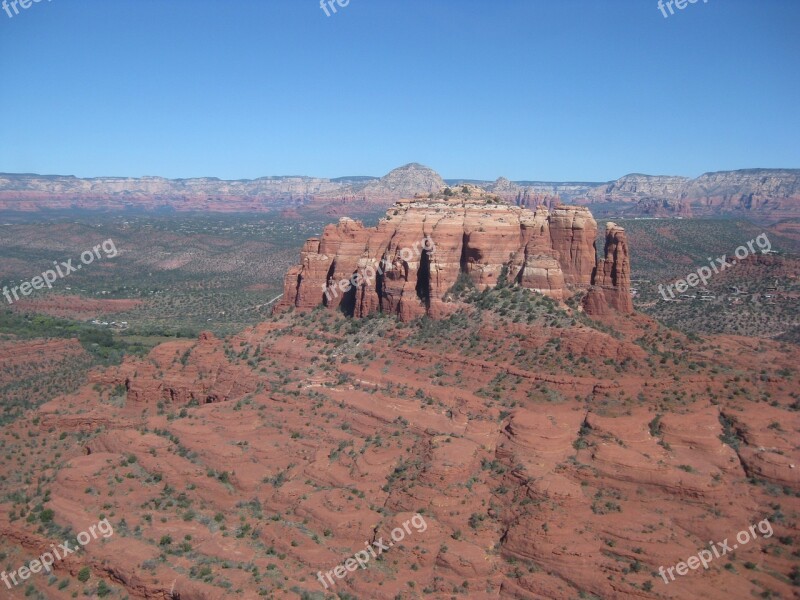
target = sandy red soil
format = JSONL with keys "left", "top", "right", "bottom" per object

{"left": 0, "top": 302, "right": 797, "bottom": 599}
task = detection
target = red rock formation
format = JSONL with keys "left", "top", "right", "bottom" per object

{"left": 120, "top": 332, "right": 258, "bottom": 408}
{"left": 278, "top": 188, "right": 599, "bottom": 320}
{"left": 583, "top": 222, "right": 634, "bottom": 315}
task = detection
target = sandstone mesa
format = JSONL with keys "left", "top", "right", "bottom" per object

{"left": 279, "top": 187, "right": 633, "bottom": 319}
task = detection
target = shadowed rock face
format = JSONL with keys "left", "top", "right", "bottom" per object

{"left": 278, "top": 188, "right": 601, "bottom": 320}
{"left": 583, "top": 222, "right": 634, "bottom": 316}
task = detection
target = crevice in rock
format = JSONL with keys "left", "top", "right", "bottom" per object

{"left": 340, "top": 273, "right": 357, "bottom": 317}
{"left": 322, "top": 261, "right": 336, "bottom": 307}
{"left": 415, "top": 249, "right": 431, "bottom": 310}
{"left": 376, "top": 256, "right": 385, "bottom": 312}
{"left": 460, "top": 232, "right": 483, "bottom": 277}
{"left": 459, "top": 232, "right": 469, "bottom": 276}
{"left": 516, "top": 246, "right": 528, "bottom": 285}
{"left": 718, "top": 411, "right": 750, "bottom": 474}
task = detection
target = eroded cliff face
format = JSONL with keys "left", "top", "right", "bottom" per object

{"left": 589, "top": 174, "right": 691, "bottom": 199}
{"left": 583, "top": 222, "right": 634, "bottom": 316}
{"left": 278, "top": 188, "right": 601, "bottom": 320}
{"left": 585, "top": 169, "right": 800, "bottom": 218}
{"left": 683, "top": 169, "right": 800, "bottom": 216}
{"left": 585, "top": 174, "right": 693, "bottom": 217}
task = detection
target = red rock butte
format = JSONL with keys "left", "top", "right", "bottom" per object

{"left": 278, "top": 186, "right": 632, "bottom": 319}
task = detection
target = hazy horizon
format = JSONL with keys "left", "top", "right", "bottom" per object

{"left": 2, "top": 163, "right": 799, "bottom": 185}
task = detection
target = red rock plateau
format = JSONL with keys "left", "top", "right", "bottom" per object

{"left": 1, "top": 253, "right": 798, "bottom": 600}
{"left": 279, "top": 187, "right": 631, "bottom": 320}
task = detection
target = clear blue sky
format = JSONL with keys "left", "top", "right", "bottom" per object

{"left": 0, "top": 0, "right": 798, "bottom": 182}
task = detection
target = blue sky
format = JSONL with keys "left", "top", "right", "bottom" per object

{"left": 0, "top": 0, "right": 798, "bottom": 181}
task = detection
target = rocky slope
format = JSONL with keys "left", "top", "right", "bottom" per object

{"left": 0, "top": 289, "right": 797, "bottom": 600}
{"left": 278, "top": 187, "right": 631, "bottom": 319}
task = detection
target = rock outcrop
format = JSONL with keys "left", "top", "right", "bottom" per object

{"left": 278, "top": 187, "right": 600, "bottom": 320}
{"left": 582, "top": 222, "right": 634, "bottom": 315}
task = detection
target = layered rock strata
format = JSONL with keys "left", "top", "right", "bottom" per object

{"left": 278, "top": 188, "right": 603, "bottom": 320}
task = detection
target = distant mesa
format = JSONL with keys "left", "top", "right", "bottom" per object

{"left": 277, "top": 186, "right": 632, "bottom": 320}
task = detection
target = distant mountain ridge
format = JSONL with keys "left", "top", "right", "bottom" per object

{"left": 1, "top": 165, "right": 798, "bottom": 219}
{"left": 586, "top": 169, "right": 800, "bottom": 218}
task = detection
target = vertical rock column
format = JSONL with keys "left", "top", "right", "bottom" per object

{"left": 583, "top": 222, "right": 634, "bottom": 315}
